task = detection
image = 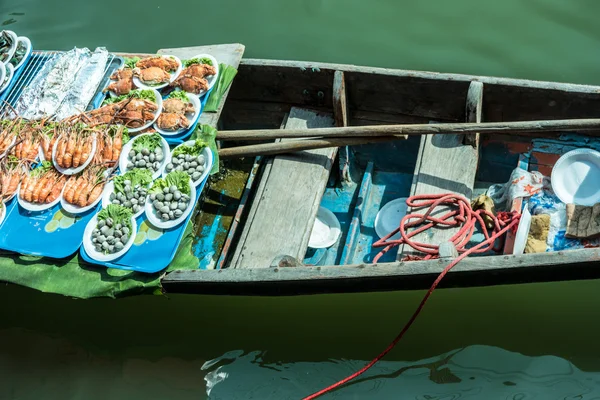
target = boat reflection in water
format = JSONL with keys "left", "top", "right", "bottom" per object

{"left": 204, "top": 345, "right": 600, "bottom": 399}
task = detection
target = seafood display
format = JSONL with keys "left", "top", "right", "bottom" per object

{"left": 122, "top": 133, "right": 166, "bottom": 176}
{"left": 164, "top": 140, "right": 208, "bottom": 183}
{"left": 155, "top": 91, "right": 195, "bottom": 132}
{"left": 108, "top": 168, "right": 152, "bottom": 215}
{"left": 62, "top": 166, "right": 107, "bottom": 208}
{"left": 132, "top": 55, "right": 181, "bottom": 89}
{"left": 14, "top": 47, "right": 109, "bottom": 120}
{"left": 170, "top": 56, "right": 218, "bottom": 94}
{"left": 148, "top": 171, "right": 192, "bottom": 223}
{"left": 89, "top": 204, "right": 134, "bottom": 255}
{"left": 0, "top": 30, "right": 17, "bottom": 65}
{"left": 52, "top": 123, "right": 96, "bottom": 170}
{"left": 89, "top": 89, "right": 160, "bottom": 130}
{"left": 19, "top": 161, "right": 67, "bottom": 205}
{"left": 0, "top": 156, "right": 25, "bottom": 201}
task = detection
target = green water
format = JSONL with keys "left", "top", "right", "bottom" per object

{"left": 2, "top": 0, "right": 600, "bottom": 398}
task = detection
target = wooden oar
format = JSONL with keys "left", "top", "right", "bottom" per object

{"left": 217, "top": 118, "right": 600, "bottom": 141}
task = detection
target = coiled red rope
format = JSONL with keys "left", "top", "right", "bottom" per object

{"left": 302, "top": 193, "right": 520, "bottom": 400}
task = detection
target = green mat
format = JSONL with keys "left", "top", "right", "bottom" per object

{"left": 0, "top": 220, "right": 199, "bottom": 299}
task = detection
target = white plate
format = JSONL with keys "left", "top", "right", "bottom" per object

{"left": 83, "top": 215, "right": 137, "bottom": 262}
{"left": 154, "top": 93, "right": 200, "bottom": 136}
{"left": 17, "top": 181, "right": 62, "bottom": 212}
{"left": 513, "top": 207, "right": 532, "bottom": 255}
{"left": 551, "top": 148, "right": 600, "bottom": 206}
{"left": 132, "top": 55, "right": 182, "bottom": 90}
{"left": 60, "top": 180, "right": 106, "bottom": 215}
{"left": 119, "top": 132, "right": 170, "bottom": 180}
{"left": 125, "top": 89, "right": 163, "bottom": 133}
{"left": 11, "top": 36, "right": 31, "bottom": 70}
{"left": 101, "top": 180, "right": 146, "bottom": 219}
{"left": 0, "top": 202, "right": 5, "bottom": 226}
{"left": 145, "top": 180, "right": 196, "bottom": 230}
{"left": 182, "top": 53, "right": 219, "bottom": 96}
{"left": 52, "top": 134, "right": 97, "bottom": 175}
{"left": 161, "top": 141, "right": 213, "bottom": 187}
{"left": 0, "top": 30, "right": 18, "bottom": 65}
{"left": 308, "top": 207, "right": 341, "bottom": 249}
{"left": 0, "top": 63, "right": 6, "bottom": 96}
{"left": 0, "top": 63, "right": 13, "bottom": 94}
{"left": 375, "top": 198, "right": 408, "bottom": 241}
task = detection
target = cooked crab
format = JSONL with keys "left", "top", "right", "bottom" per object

{"left": 163, "top": 98, "right": 195, "bottom": 115}
{"left": 170, "top": 75, "right": 209, "bottom": 94}
{"left": 136, "top": 56, "right": 178, "bottom": 72}
{"left": 156, "top": 113, "right": 190, "bottom": 131}
{"left": 103, "top": 68, "right": 134, "bottom": 95}
{"left": 125, "top": 98, "right": 159, "bottom": 113}
{"left": 133, "top": 67, "right": 171, "bottom": 85}
{"left": 185, "top": 63, "right": 217, "bottom": 78}
{"left": 117, "top": 110, "right": 156, "bottom": 128}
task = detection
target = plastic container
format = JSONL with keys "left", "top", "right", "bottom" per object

{"left": 308, "top": 206, "right": 341, "bottom": 249}
{"left": 60, "top": 181, "right": 105, "bottom": 215}
{"left": 17, "top": 183, "right": 62, "bottom": 212}
{"left": 132, "top": 55, "right": 182, "bottom": 90}
{"left": 0, "top": 30, "right": 18, "bottom": 65}
{"left": 161, "top": 141, "right": 213, "bottom": 187}
{"left": 144, "top": 178, "right": 196, "bottom": 230}
{"left": 551, "top": 148, "right": 600, "bottom": 206}
{"left": 119, "top": 132, "right": 170, "bottom": 179}
{"left": 154, "top": 93, "right": 201, "bottom": 136}
{"left": 82, "top": 214, "right": 137, "bottom": 262}
{"left": 11, "top": 36, "right": 32, "bottom": 71}
{"left": 375, "top": 198, "right": 408, "bottom": 241}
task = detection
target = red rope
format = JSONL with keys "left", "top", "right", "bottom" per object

{"left": 302, "top": 193, "right": 520, "bottom": 400}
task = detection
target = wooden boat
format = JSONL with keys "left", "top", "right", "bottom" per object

{"left": 152, "top": 46, "right": 600, "bottom": 295}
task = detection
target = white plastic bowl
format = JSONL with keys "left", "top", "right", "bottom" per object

{"left": 144, "top": 180, "right": 196, "bottom": 230}
{"left": 83, "top": 215, "right": 137, "bottom": 262}
{"left": 101, "top": 180, "right": 146, "bottom": 219}
{"left": 375, "top": 198, "right": 408, "bottom": 241}
{"left": 60, "top": 180, "right": 106, "bottom": 215}
{"left": 154, "top": 93, "right": 200, "bottom": 136}
{"left": 182, "top": 53, "right": 219, "bottom": 96}
{"left": 132, "top": 55, "right": 182, "bottom": 90}
{"left": 17, "top": 182, "right": 62, "bottom": 212}
{"left": 551, "top": 148, "right": 600, "bottom": 206}
{"left": 124, "top": 89, "right": 163, "bottom": 133}
{"left": 118, "top": 132, "right": 170, "bottom": 180}
{"left": 0, "top": 30, "right": 18, "bottom": 65}
{"left": 11, "top": 36, "right": 32, "bottom": 70}
{"left": 161, "top": 141, "right": 213, "bottom": 187}
{"left": 52, "top": 134, "right": 97, "bottom": 175}
{"left": 308, "top": 207, "right": 341, "bottom": 249}
{"left": 0, "top": 63, "right": 13, "bottom": 94}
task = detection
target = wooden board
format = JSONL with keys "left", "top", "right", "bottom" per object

{"left": 158, "top": 43, "right": 245, "bottom": 128}
{"left": 399, "top": 133, "right": 478, "bottom": 259}
{"left": 230, "top": 107, "right": 336, "bottom": 269}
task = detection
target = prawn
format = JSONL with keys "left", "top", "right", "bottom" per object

{"left": 62, "top": 130, "right": 77, "bottom": 168}
{"left": 103, "top": 133, "right": 113, "bottom": 163}
{"left": 37, "top": 173, "right": 56, "bottom": 203}
{"left": 63, "top": 176, "right": 80, "bottom": 204}
{"left": 31, "top": 173, "right": 49, "bottom": 203}
{"left": 112, "top": 126, "right": 123, "bottom": 162}
{"left": 55, "top": 135, "right": 68, "bottom": 167}
{"left": 74, "top": 178, "right": 91, "bottom": 206}
{"left": 46, "top": 175, "right": 66, "bottom": 203}
{"left": 87, "top": 181, "right": 105, "bottom": 205}
{"left": 80, "top": 133, "right": 94, "bottom": 166}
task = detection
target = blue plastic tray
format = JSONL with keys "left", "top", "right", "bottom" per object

{"left": 0, "top": 197, "right": 99, "bottom": 258}
{"left": 79, "top": 174, "right": 209, "bottom": 273}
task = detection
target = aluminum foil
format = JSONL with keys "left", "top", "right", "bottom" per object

{"left": 54, "top": 47, "right": 108, "bottom": 120}
{"left": 14, "top": 47, "right": 91, "bottom": 120}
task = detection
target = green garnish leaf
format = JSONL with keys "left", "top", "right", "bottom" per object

{"left": 204, "top": 63, "right": 237, "bottom": 112}
{"left": 172, "top": 141, "right": 207, "bottom": 158}
{"left": 191, "top": 125, "right": 219, "bottom": 175}
{"left": 183, "top": 57, "right": 213, "bottom": 67}
{"left": 150, "top": 171, "right": 191, "bottom": 196}
{"left": 124, "top": 57, "right": 140, "bottom": 69}
{"left": 132, "top": 133, "right": 162, "bottom": 152}
{"left": 103, "top": 89, "right": 157, "bottom": 105}
{"left": 30, "top": 161, "right": 52, "bottom": 177}
{"left": 113, "top": 168, "right": 153, "bottom": 195}
{"left": 168, "top": 90, "right": 189, "bottom": 102}
{"left": 98, "top": 204, "right": 133, "bottom": 231}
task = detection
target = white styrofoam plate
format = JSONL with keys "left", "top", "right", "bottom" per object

{"left": 375, "top": 197, "right": 408, "bottom": 241}
{"left": 132, "top": 55, "right": 182, "bottom": 90}
{"left": 551, "top": 148, "right": 600, "bottom": 206}
{"left": 83, "top": 215, "right": 137, "bottom": 262}
{"left": 52, "top": 134, "right": 97, "bottom": 175}
{"left": 0, "top": 62, "right": 13, "bottom": 94}
{"left": 60, "top": 180, "right": 106, "bottom": 215}
{"left": 11, "top": 36, "right": 32, "bottom": 70}
{"left": 181, "top": 53, "right": 219, "bottom": 96}
{"left": 0, "top": 30, "right": 18, "bottom": 65}
{"left": 154, "top": 93, "right": 200, "bottom": 136}
{"left": 17, "top": 181, "right": 62, "bottom": 212}
{"left": 308, "top": 207, "right": 341, "bottom": 249}
{"left": 123, "top": 88, "right": 163, "bottom": 133}
{"left": 144, "top": 179, "right": 196, "bottom": 230}
{"left": 513, "top": 207, "right": 532, "bottom": 255}
{"left": 118, "top": 132, "right": 170, "bottom": 180}
{"left": 161, "top": 141, "right": 213, "bottom": 187}
{"left": 101, "top": 180, "right": 146, "bottom": 219}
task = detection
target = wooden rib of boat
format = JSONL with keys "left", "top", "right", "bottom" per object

{"left": 151, "top": 48, "right": 600, "bottom": 295}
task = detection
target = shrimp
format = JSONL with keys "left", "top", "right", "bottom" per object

{"left": 63, "top": 176, "right": 79, "bottom": 204}
{"left": 80, "top": 134, "right": 94, "bottom": 166}
{"left": 55, "top": 135, "right": 67, "bottom": 167}
{"left": 46, "top": 175, "right": 66, "bottom": 203}
{"left": 74, "top": 179, "right": 91, "bottom": 206}
{"left": 103, "top": 134, "right": 113, "bottom": 163}
{"left": 22, "top": 175, "right": 35, "bottom": 202}
{"left": 62, "top": 131, "right": 77, "bottom": 168}
{"left": 112, "top": 127, "right": 123, "bottom": 162}
{"left": 71, "top": 135, "right": 84, "bottom": 168}
{"left": 31, "top": 174, "right": 49, "bottom": 203}
{"left": 87, "top": 182, "right": 105, "bottom": 205}
{"left": 37, "top": 173, "right": 56, "bottom": 203}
